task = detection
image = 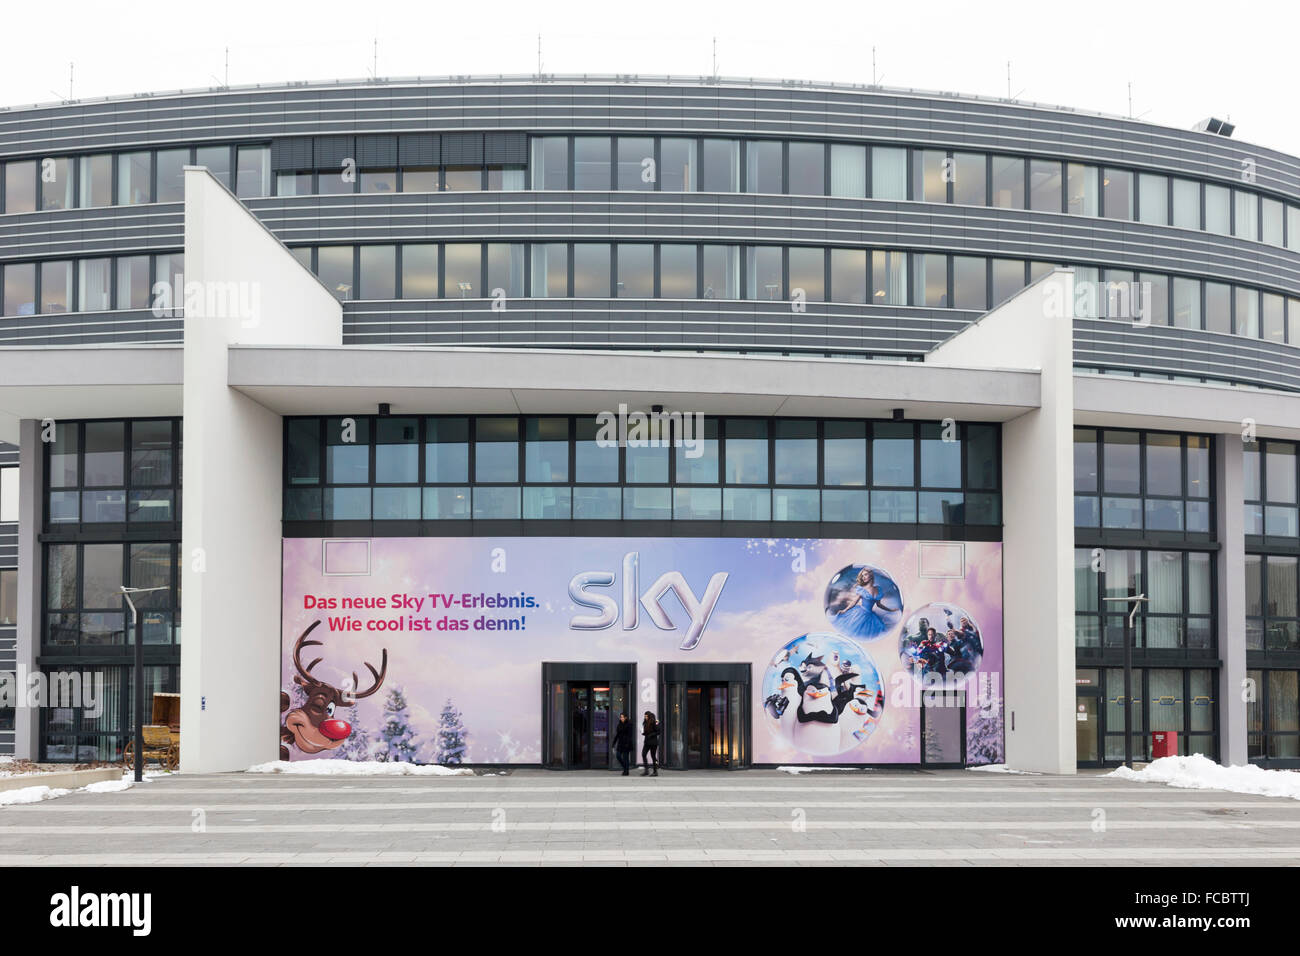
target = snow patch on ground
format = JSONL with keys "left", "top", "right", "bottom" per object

{"left": 0, "top": 785, "right": 72, "bottom": 806}
{"left": 1108, "top": 754, "right": 1300, "bottom": 800}
{"left": 83, "top": 780, "right": 134, "bottom": 794}
{"left": 247, "top": 760, "right": 473, "bottom": 776}
{"left": 776, "top": 766, "right": 868, "bottom": 775}
{"left": 967, "top": 764, "right": 1040, "bottom": 775}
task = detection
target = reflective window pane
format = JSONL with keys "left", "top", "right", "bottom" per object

{"left": 401, "top": 244, "right": 439, "bottom": 298}
{"left": 486, "top": 243, "right": 525, "bottom": 299}
{"left": 531, "top": 137, "right": 569, "bottom": 190}
{"left": 871, "top": 250, "right": 906, "bottom": 305}
{"left": 573, "top": 244, "right": 611, "bottom": 297}
{"left": 871, "top": 146, "right": 906, "bottom": 200}
{"left": 1067, "top": 163, "right": 1098, "bottom": 216}
{"left": 531, "top": 243, "right": 568, "bottom": 297}
{"left": 78, "top": 258, "right": 111, "bottom": 312}
{"left": 317, "top": 246, "right": 354, "bottom": 301}
{"left": 573, "top": 137, "right": 611, "bottom": 190}
{"left": 1205, "top": 184, "right": 1231, "bottom": 235}
{"left": 829, "top": 144, "right": 866, "bottom": 198}
{"left": 616, "top": 244, "right": 653, "bottom": 297}
{"left": 1029, "top": 159, "right": 1060, "bottom": 212}
{"left": 830, "top": 248, "right": 867, "bottom": 304}
{"left": 358, "top": 245, "right": 396, "bottom": 299}
{"left": 1138, "top": 173, "right": 1168, "bottom": 225}
{"left": 788, "top": 142, "right": 825, "bottom": 195}
{"left": 617, "top": 137, "right": 655, "bottom": 191}
{"left": 236, "top": 146, "right": 271, "bottom": 198}
{"left": 952, "top": 256, "right": 986, "bottom": 310}
{"left": 660, "top": 138, "right": 696, "bottom": 191}
{"left": 526, "top": 418, "right": 569, "bottom": 482}
{"left": 745, "top": 246, "right": 783, "bottom": 300}
{"left": 913, "top": 253, "right": 948, "bottom": 307}
{"left": 1102, "top": 168, "right": 1134, "bottom": 220}
{"left": 701, "top": 245, "right": 739, "bottom": 300}
{"left": 659, "top": 244, "right": 697, "bottom": 298}
{"left": 952, "top": 152, "right": 986, "bottom": 205}
{"left": 118, "top": 152, "right": 152, "bottom": 205}
{"left": 78, "top": 155, "right": 112, "bottom": 208}
{"left": 41, "top": 157, "right": 73, "bottom": 210}
{"left": 991, "top": 155, "right": 1025, "bottom": 209}
{"left": 3, "top": 160, "right": 36, "bottom": 213}
{"left": 1172, "top": 178, "right": 1200, "bottom": 230}
{"left": 475, "top": 418, "right": 519, "bottom": 482}
{"left": 700, "top": 139, "right": 739, "bottom": 192}
{"left": 745, "top": 141, "right": 782, "bottom": 193}
{"left": 914, "top": 149, "right": 946, "bottom": 203}
{"left": 788, "top": 247, "right": 824, "bottom": 302}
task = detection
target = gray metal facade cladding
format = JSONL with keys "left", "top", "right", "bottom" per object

{"left": 1, "top": 77, "right": 1299, "bottom": 389}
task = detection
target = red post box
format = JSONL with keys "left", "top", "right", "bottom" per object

{"left": 1151, "top": 731, "right": 1178, "bottom": 759}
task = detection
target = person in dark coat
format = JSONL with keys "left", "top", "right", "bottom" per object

{"left": 612, "top": 712, "right": 635, "bottom": 775}
{"left": 641, "top": 711, "right": 660, "bottom": 776}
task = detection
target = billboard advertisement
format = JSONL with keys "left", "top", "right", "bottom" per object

{"left": 280, "top": 537, "right": 1003, "bottom": 766}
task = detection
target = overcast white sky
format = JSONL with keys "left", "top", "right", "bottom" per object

{"left": 4, "top": 0, "right": 1298, "bottom": 156}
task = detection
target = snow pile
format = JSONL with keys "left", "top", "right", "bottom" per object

{"left": 0, "top": 785, "right": 72, "bottom": 806}
{"left": 967, "top": 764, "right": 1040, "bottom": 775}
{"left": 1108, "top": 754, "right": 1300, "bottom": 800}
{"left": 83, "top": 780, "right": 133, "bottom": 794}
{"left": 247, "top": 759, "right": 473, "bottom": 776}
{"left": 776, "top": 766, "right": 867, "bottom": 775}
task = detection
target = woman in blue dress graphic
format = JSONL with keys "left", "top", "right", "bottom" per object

{"left": 828, "top": 567, "right": 901, "bottom": 640}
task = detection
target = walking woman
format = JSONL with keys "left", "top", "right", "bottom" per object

{"left": 612, "top": 712, "right": 635, "bottom": 776}
{"left": 640, "top": 710, "right": 660, "bottom": 776}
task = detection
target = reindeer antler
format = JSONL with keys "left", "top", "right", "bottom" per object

{"left": 350, "top": 649, "right": 389, "bottom": 700}
{"left": 292, "top": 620, "right": 325, "bottom": 681}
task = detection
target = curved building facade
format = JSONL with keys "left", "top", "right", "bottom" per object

{"left": 0, "top": 76, "right": 1297, "bottom": 772}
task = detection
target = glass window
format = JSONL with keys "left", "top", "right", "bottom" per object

{"left": 1139, "top": 273, "right": 1169, "bottom": 326}
{"left": 1233, "top": 190, "right": 1258, "bottom": 240}
{"left": 473, "top": 487, "right": 520, "bottom": 520}
{"left": 823, "top": 421, "right": 865, "bottom": 486}
{"left": 236, "top": 146, "right": 271, "bottom": 198}
{"left": 526, "top": 418, "right": 569, "bottom": 482}
{"left": 485, "top": 243, "right": 525, "bottom": 299}
{"left": 49, "top": 422, "right": 79, "bottom": 488}
{"left": 952, "top": 152, "right": 986, "bottom": 205}
{"left": 78, "top": 258, "right": 112, "bottom": 312}
{"left": 475, "top": 418, "right": 519, "bottom": 482}
{"left": 194, "top": 146, "right": 230, "bottom": 188}
{"left": 952, "top": 256, "right": 986, "bottom": 310}
{"left": 724, "top": 420, "right": 767, "bottom": 484}
{"left": 575, "top": 417, "right": 618, "bottom": 483}
{"left": 1205, "top": 281, "right": 1230, "bottom": 333}
{"left": 316, "top": 246, "right": 354, "bottom": 301}
{"left": 871, "top": 146, "right": 907, "bottom": 200}
{"left": 1235, "top": 287, "right": 1259, "bottom": 337}
{"left": 401, "top": 168, "right": 439, "bottom": 192}
{"left": 830, "top": 248, "right": 867, "bottom": 304}
{"left": 76, "top": 155, "right": 112, "bottom": 208}
{"left": 531, "top": 243, "right": 567, "bottom": 297}
{"left": 616, "top": 244, "right": 654, "bottom": 297}
{"left": 1138, "top": 174, "right": 1168, "bottom": 225}
{"left": 3, "top": 160, "right": 36, "bottom": 213}
{"left": 443, "top": 243, "right": 481, "bottom": 298}
{"left": 1262, "top": 293, "right": 1285, "bottom": 343}
{"left": 486, "top": 165, "right": 525, "bottom": 190}
{"left": 277, "top": 172, "right": 313, "bottom": 196}
{"left": 873, "top": 422, "right": 914, "bottom": 487}
{"left": 531, "top": 137, "right": 569, "bottom": 190}
{"left": 1066, "top": 163, "right": 1098, "bottom": 216}
{"left": 745, "top": 141, "right": 782, "bottom": 193}
{"left": 1102, "top": 168, "right": 1134, "bottom": 220}
{"left": 326, "top": 417, "right": 369, "bottom": 484}
{"left": 116, "top": 256, "right": 151, "bottom": 310}
{"left": 829, "top": 144, "right": 866, "bottom": 198}
{"left": 117, "top": 152, "right": 152, "bottom": 205}
{"left": 1290, "top": 298, "right": 1300, "bottom": 346}
{"left": 1074, "top": 266, "right": 1099, "bottom": 320}
{"left": 358, "top": 245, "right": 396, "bottom": 299}
{"left": 401, "top": 244, "right": 438, "bottom": 299}
{"left": 871, "top": 250, "right": 906, "bottom": 305}
{"left": 1266, "top": 442, "right": 1297, "bottom": 503}
{"left": 1172, "top": 178, "right": 1200, "bottom": 229}
{"left": 156, "top": 148, "right": 189, "bottom": 202}
{"left": 991, "top": 155, "right": 1025, "bottom": 209}
{"left": 573, "top": 137, "right": 611, "bottom": 190}
{"left": 1028, "top": 159, "right": 1060, "bottom": 212}
{"left": 1074, "top": 428, "right": 1098, "bottom": 493}
{"left": 425, "top": 418, "right": 469, "bottom": 483}
{"left": 40, "top": 260, "right": 72, "bottom": 313}
{"left": 1187, "top": 436, "right": 1211, "bottom": 500}
{"left": 84, "top": 421, "right": 125, "bottom": 487}
{"left": 1172, "top": 277, "right": 1201, "bottom": 330}
{"left": 775, "top": 420, "right": 817, "bottom": 485}
{"left": 660, "top": 244, "right": 697, "bottom": 298}
{"left": 443, "top": 167, "right": 480, "bottom": 191}
{"left": 788, "top": 247, "right": 824, "bottom": 302}
{"left": 1102, "top": 431, "right": 1140, "bottom": 494}
{"left": 360, "top": 169, "right": 397, "bottom": 193}
{"left": 788, "top": 142, "right": 825, "bottom": 195}
{"left": 674, "top": 419, "right": 718, "bottom": 484}
{"left": 1290, "top": 206, "right": 1300, "bottom": 252}
{"left": 745, "top": 246, "right": 783, "bottom": 300}
{"left": 700, "top": 139, "right": 739, "bottom": 192}
{"left": 660, "top": 138, "right": 696, "bottom": 191}
{"left": 920, "top": 423, "right": 961, "bottom": 487}
{"left": 286, "top": 419, "right": 320, "bottom": 486}
{"left": 573, "top": 244, "right": 611, "bottom": 297}
{"left": 700, "top": 245, "right": 739, "bottom": 300}
{"left": 316, "top": 160, "right": 354, "bottom": 195}
{"left": 374, "top": 418, "right": 418, "bottom": 484}
{"left": 913, "top": 253, "right": 948, "bottom": 307}
{"left": 41, "top": 157, "right": 73, "bottom": 210}
{"left": 1205, "top": 184, "right": 1230, "bottom": 235}
{"left": 617, "top": 137, "right": 655, "bottom": 191}
{"left": 1262, "top": 198, "right": 1284, "bottom": 246}
{"left": 991, "top": 259, "right": 1024, "bottom": 305}
{"left": 914, "top": 150, "right": 947, "bottom": 203}
{"left": 966, "top": 424, "right": 998, "bottom": 490}
{"left": 1145, "top": 434, "right": 1182, "bottom": 496}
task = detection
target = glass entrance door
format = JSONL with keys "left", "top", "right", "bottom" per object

{"left": 555, "top": 681, "right": 623, "bottom": 769}
{"left": 685, "top": 683, "right": 731, "bottom": 768}
{"left": 1076, "top": 694, "right": 1100, "bottom": 764}
{"left": 569, "top": 686, "right": 590, "bottom": 767}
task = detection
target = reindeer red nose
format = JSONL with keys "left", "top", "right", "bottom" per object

{"left": 320, "top": 719, "right": 351, "bottom": 741}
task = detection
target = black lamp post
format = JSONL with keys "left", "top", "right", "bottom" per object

{"left": 120, "top": 586, "right": 167, "bottom": 783}
{"left": 1102, "top": 592, "right": 1148, "bottom": 769}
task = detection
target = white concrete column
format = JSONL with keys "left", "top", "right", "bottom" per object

{"left": 14, "top": 419, "right": 44, "bottom": 760}
{"left": 1215, "top": 431, "right": 1247, "bottom": 766}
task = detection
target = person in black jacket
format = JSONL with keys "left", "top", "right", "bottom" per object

{"left": 641, "top": 711, "right": 660, "bottom": 776}
{"left": 612, "top": 712, "right": 635, "bottom": 775}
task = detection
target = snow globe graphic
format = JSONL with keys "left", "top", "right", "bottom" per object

{"left": 898, "top": 602, "right": 984, "bottom": 687}
{"left": 823, "top": 564, "right": 904, "bottom": 641}
{"left": 761, "top": 633, "right": 885, "bottom": 756}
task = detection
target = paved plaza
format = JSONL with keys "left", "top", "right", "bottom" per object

{"left": 0, "top": 768, "right": 1296, "bottom": 866}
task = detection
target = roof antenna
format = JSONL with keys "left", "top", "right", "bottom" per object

{"left": 712, "top": 37, "right": 718, "bottom": 80}
{"left": 1006, "top": 61, "right": 1024, "bottom": 100}
{"left": 872, "top": 47, "right": 882, "bottom": 86}
{"left": 69, "top": 62, "right": 74, "bottom": 100}
{"left": 537, "top": 34, "right": 543, "bottom": 75}
{"left": 368, "top": 38, "right": 378, "bottom": 80}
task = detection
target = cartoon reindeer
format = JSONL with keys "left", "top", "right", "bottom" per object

{"left": 280, "top": 620, "right": 388, "bottom": 760}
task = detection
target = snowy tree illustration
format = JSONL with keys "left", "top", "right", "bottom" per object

{"left": 435, "top": 699, "right": 469, "bottom": 764}
{"left": 377, "top": 686, "right": 419, "bottom": 763}
{"left": 965, "top": 701, "right": 1005, "bottom": 766}
{"left": 332, "top": 703, "right": 373, "bottom": 761}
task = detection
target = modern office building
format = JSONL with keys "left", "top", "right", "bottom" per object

{"left": 0, "top": 76, "right": 1297, "bottom": 773}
